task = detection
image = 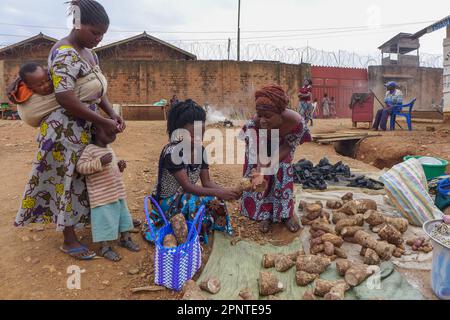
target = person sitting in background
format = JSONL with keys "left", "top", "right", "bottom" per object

{"left": 372, "top": 82, "right": 403, "bottom": 131}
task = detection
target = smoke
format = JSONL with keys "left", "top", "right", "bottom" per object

{"left": 206, "top": 107, "right": 228, "bottom": 123}
{"left": 205, "top": 105, "right": 253, "bottom": 123}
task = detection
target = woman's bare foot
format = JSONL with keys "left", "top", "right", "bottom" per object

{"left": 285, "top": 217, "right": 300, "bottom": 233}
{"left": 259, "top": 220, "right": 272, "bottom": 234}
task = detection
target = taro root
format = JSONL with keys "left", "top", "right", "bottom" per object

{"left": 296, "top": 271, "right": 319, "bottom": 286}
{"left": 345, "top": 264, "right": 374, "bottom": 287}
{"left": 258, "top": 272, "right": 284, "bottom": 296}
{"left": 274, "top": 255, "right": 295, "bottom": 272}
{"left": 199, "top": 278, "right": 221, "bottom": 294}
{"left": 163, "top": 234, "right": 178, "bottom": 248}
{"left": 296, "top": 255, "right": 331, "bottom": 274}
{"left": 170, "top": 214, "right": 188, "bottom": 244}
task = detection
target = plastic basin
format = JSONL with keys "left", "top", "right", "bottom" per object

{"left": 423, "top": 219, "right": 450, "bottom": 300}
{"left": 404, "top": 156, "right": 449, "bottom": 180}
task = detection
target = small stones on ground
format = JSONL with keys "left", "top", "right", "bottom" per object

{"left": 131, "top": 286, "right": 165, "bottom": 294}
{"left": 128, "top": 268, "right": 140, "bottom": 275}
{"left": 102, "top": 280, "right": 111, "bottom": 286}
{"left": 43, "top": 265, "right": 56, "bottom": 273}
{"left": 31, "top": 225, "right": 45, "bottom": 232}
{"left": 32, "top": 235, "right": 44, "bottom": 242}
{"left": 21, "top": 236, "right": 31, "bottom": 242}
{"left": 31, "top": 258, "right": 40, "bottom": 265}
{"left": 24, "top": 256, "right": 32, "bottom": 263}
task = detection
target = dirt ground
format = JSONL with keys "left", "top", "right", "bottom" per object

{"left": 355, "top": 122, "right": 450, "bottom": 172}
{"left": 0, "top": 118, "right": 444, "bottom": 300}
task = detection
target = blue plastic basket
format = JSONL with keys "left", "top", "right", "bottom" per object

{"left": 144, "top": 196, "right": 204, "bottom": 292}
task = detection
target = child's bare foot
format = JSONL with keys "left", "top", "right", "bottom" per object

{"left": 101, "top": 246, "right": 122, "bottom": 262}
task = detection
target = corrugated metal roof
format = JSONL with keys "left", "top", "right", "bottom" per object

{"left": 94, "top": 32, "right": 197, "bottom": 60}
{"left": 0, "top": 33, "right": 57, "bottom": 55}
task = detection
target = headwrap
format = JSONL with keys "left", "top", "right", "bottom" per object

{"left": 255, "top": 84, "right": 289, "bottom": 114}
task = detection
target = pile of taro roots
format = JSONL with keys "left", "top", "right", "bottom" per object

{"left": 293, "top": 158, "right": 384, "bottom": 191}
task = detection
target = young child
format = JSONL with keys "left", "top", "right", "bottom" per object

{"left": 7, "top": 62, "right": 54, "bottom": 104}
{"left": 76, "top": 124, "right": 140, "bottom": 262}
{"left": 142, "top": 99, "right": 240, "bottom": 245}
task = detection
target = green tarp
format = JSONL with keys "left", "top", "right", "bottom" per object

{"left": 197, "top": 233, "right": 424, "bottom": 300}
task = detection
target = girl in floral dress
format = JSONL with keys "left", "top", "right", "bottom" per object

{"left": 15, "top": 0, "right": 124, "bottom": 260}
{"left": 142, "top": 99, "right": 239, "bottom": 245}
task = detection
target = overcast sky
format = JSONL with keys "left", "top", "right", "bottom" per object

{"left": 1, "top": 0, "right": 449, "bottom": 59}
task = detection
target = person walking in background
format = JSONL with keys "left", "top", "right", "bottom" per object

{"left": 322, "top": 94, "right": 330, "bottom": 119}
{"left": 298, "top": 79, "right": 313, "bottom": 126}
{"left": 311, "top": 98, "right": 319, "bottom": 119}
{"left": 169, "top": 95, "right": 179, "bottom": 108}
{"left": 330, "top": 96, "right": 337, "bottom": 118}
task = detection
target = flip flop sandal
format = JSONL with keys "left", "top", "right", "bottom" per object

{"left": 60, "top": 246, "right": 96, "bottom": 261}
{"left": 100, "top": 247, "right": 122, "bottom": 262}
{"left": 119, "top": 239, "right": 141, "bottom": 252}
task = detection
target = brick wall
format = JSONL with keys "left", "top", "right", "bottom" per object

{"left": 1, "top": 44, "right": 310, "bottom": 116}
{"left": 100, "top": 60, "right": 310, "bottom": 115}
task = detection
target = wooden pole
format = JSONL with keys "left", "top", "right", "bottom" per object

{"left": 237, "top": 0, "right": 241, "bottom": 61}
{"left": 444, "top": 25, "right": 450, "bottom": 122}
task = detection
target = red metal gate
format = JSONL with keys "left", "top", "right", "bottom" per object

{"left": 311, "top": 66, "right": 368, "bottom": 118}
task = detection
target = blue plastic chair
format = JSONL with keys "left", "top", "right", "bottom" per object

{"left": 390, "top": 98, "right": 417, "bottom": 131}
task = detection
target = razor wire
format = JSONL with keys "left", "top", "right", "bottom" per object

{"left": 170, "top": 41, "right": 443, "bottom": 68}
{"left": 0, "top": 40, "right": 443, "bottom": 68}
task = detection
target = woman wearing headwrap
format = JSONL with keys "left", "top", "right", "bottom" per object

{"left": 239, "top": 84, "right": 312, "bottom": 234}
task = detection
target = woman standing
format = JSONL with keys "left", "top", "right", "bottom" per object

{"left": 298, "top": 79, "right": 313, "bottom": 126}
{"left": 239, "top": 84, "right": 312, "bottom": 234}
{"left": 15, "top": 0, "right": 124, "bottom": 260}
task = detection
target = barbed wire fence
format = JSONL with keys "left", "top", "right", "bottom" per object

{"left": 0, "top": 40, "right": 443, "bottom": 68}
{"left": 171, "top": 41, "right": 443, "bottom": 68}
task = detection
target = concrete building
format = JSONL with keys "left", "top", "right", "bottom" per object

{"left": 444, "top": 26, "right": 450, "bottom": 122}
{"left": 369, "top": 32, "right": 443, "bottom": 116}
